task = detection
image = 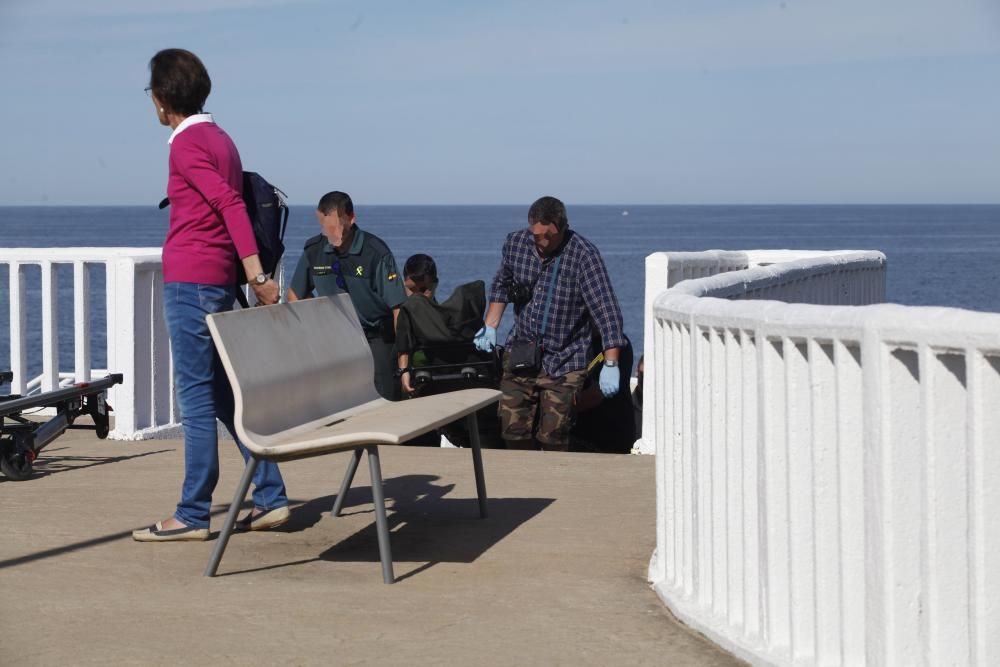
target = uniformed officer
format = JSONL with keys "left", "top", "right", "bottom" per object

{"left": 287, "top": 191, "right": 406, "bottom": 400}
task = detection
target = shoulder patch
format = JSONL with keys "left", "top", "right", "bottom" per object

{"left": 387, "top": 272, "right": 397, "bottom": 282}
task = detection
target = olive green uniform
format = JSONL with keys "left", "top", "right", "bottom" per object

{"left": 289, "top": 226, "right": 406, "bottom": 400}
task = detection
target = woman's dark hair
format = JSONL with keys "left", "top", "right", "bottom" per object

{"left": 148, "top": 49, "right": 211, "bottom": 116}
{"left": 404, "top": 254, "right": 438, "bottom": 287}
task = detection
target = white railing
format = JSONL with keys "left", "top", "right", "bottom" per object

{"left": 638, "top": 249, "right": 875, "bottom": 454}
{"left": 3, "top": 248, "right": 286, "bottom": 440}
{"left": 646, "top": 250, "right": 1000, "bottom": 666}
{"left": 2, "top": 248, "right": 178, "bottom": 439}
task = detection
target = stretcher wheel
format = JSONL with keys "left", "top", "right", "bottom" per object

{"left": 93, "top": 410, "right": 110, "bottom": 439}
{"left": 88, "top": 394, "right": 111, "bottom": 439}
{"left": 0, "top": 450, "right": 34, "bottom": 481}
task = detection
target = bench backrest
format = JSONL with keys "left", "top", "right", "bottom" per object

{"left": 207, "top": 295, "right": 381, "bottom": 440}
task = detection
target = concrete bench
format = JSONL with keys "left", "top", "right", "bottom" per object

{"left": 204, "top": 294, "right": 500, "bottom": 582}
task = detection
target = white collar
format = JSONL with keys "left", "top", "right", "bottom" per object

{"left": 168, "top": 113, "right": 214, "bottom": 145}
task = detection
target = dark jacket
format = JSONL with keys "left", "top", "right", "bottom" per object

{"left": 396, "top": 281, "right": 487, "bottom": 354}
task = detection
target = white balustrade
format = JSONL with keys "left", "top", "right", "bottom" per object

{"left": 646, "top": 250, "right": 999, "bottom": 666}
{"left": 1, "top": 248, "right": 176, "bottom": 439}
{"left": 2, "top": 248, "right": 284, "bottom": 440}
{"left": 638, "top": 249, "right": 874, "bottom": 454}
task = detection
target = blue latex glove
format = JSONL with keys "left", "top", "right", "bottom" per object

{"left": 474, "top": 325, "right": 497, "bottom": 353}
{"left": 599, "top": 364, "right": 620, "bottom": 397}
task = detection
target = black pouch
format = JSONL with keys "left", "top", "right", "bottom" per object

{"left": 508, "top": 339, "right": 542, "bottom": 375}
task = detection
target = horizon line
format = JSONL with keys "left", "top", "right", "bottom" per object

{"left": 3, "top": 202, "right": 1000, "bottom": 208}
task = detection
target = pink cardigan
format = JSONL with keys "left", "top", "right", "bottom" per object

{"left": 162, "top": 122, "right": 257, "bottom": 285}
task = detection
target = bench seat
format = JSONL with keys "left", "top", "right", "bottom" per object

{"left": 202, "top": 294, "right": 500, "bottom": 582}
{"left": 248, "top": 389, "right": 500, "bottom": 461}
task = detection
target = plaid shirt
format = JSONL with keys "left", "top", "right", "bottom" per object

{"left": 488, "top": 228, "right": 625, "bottom": 377}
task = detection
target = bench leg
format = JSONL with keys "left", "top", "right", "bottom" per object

{"left": 467, "top": 412, "right": 488, "bottom": 519}
{"left": 366, "top": 445, "right": 395, "bottom": 584}
{"left": 331, "top": 448, "right": 363, "bottom": 517}
{"left": 204, "top": 456, "right": 258, "bottom": 577}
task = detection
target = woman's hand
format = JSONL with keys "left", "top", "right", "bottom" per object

{"left": 251, "top": 278, "right": 280, "bottom": 305}
{"left": 241, "top": 254, "right": 278, "bottom": 305}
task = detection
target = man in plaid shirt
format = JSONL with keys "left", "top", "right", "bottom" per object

{"left": 475, "top": 196, "right": 626, "bottom": 451}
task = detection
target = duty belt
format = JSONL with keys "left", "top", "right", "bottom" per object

{"left": 364, "top": 322, "right": 394, "bottom": 342}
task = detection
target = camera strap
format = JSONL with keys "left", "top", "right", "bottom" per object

{"left": 538, "top": 255, "right": 563, "bottom": 341}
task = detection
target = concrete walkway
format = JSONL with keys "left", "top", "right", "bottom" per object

{"left": 0, "top": 429, "right": 740, "bottom": 666}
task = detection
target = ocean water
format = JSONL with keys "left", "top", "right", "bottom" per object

{"left": 3, "top": 204, "right": 1000, "bottom": 381}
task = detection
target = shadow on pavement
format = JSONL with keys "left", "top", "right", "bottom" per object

{"left": 221, "top": 473, "right": 554, "bottom": 579}
{"left": 1, "top": 472, "right": 552, "bottom": 583}
{"left": 24, "top": 449, "right": 172, "bottom": 480}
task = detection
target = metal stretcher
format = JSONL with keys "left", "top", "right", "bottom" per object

{"left": 395, "top": 280, "right": 504, "bottom": 448}
{"left": 0, "top": 372, "right": 123, "bottom": 480}
{"left": 408, "top": 344, "right": 504, "bottom": 448}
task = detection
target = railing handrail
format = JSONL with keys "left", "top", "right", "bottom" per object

{"left": 653, "top": 249, "right": 1000, "bottom": 349}
{"left": 668, "top": 250, "right": 886, "bottom": 298}
{"left": 655, "top": 296, "right": 1000, "bottom": 347}
{"left": 0, "top": 248, "right": 162, "bottom": 263}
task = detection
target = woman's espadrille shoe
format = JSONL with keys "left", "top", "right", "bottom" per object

{"left": 235, "top": 505, "right": 291, "bottom": 531}
{"left": 132, "top": 521, "right": 209, "bottom": 542}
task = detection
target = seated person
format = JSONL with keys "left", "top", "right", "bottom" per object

{"left": 395, "top": 253, "right": 489, "bottom": 395}
{"left": 395, "top": 254, "right": 502, "bottom": 447}
{"left": 569, "top": 333, "right": 637, "bottom": 454}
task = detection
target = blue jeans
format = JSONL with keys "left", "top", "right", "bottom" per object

{"left": 164, "top": 282, "right": 288, "bottom": 528}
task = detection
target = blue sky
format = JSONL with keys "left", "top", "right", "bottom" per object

{"left": 1, "top": 0, "right": 999, "bottom": 205}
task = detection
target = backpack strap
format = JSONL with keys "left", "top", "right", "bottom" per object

{"left": 234, "top": 287, "right": 250, "bottom": 309}
{"left": 271, "top": 199, "right": 290, "bottom": 279}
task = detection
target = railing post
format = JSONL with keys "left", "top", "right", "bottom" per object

{"left": 132, "top": 265, "right": 155, "bottom": 431}
{"left": 651, "top": 317, "right": 668, "bottom": 584}
{"left": 40, "top": 261, "right": 59, "bottom": 392}
{"left": 107, "top": 256, "right": 137, "bottom": 437}
{"left": 151, "top": 270, "right": 173, "bottom": 425}
{"left": 73, "top": 261, "right": 91, "bottom": 383}
{"left": 8, "top": 262, "right": 28, "bottom": 395}
{"left": 642, "top": 253, "right": 671, "bottom": 455}
{"left": 740, "top": 328, "right": 760, "bottom": 641}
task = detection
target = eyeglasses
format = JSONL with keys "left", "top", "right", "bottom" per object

{"left": 331, "top": 261, "right": 347, "bottom": 290}
{"left": 144, "top": 86, "right": 152, "bottom": 97}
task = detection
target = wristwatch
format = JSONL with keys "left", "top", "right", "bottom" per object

{"left": 603, "top": 359, "right": 618, "bottom": 368}
{"left": 252, "top": 273, "right": 268, "bottom": 286}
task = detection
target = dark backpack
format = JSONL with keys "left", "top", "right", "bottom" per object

{"left": 238, "top": 171, "right": 289, "bottom": 283}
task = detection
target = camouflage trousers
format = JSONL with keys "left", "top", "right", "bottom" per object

{"left": 499, "top": 353, "right": 587, "bottom": 451}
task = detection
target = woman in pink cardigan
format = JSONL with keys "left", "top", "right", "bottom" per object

{"left": 133, "top": 49, "right": 289, "bottom": 542}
